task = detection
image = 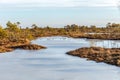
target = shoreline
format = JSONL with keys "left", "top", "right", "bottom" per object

{"left": 0, "top": 39, "right": 46, "bottom": 53}
{"left": 69, "top": 33, "right": 120, "bottom": 40}
{"left": 67, "top": 47, "right": 120, "bottom": 67}
{"left": 0, "top": 35, "right": 119, "bottom": 53}
{"left": 0, "top": 22, "right": 119, "bottom": 53}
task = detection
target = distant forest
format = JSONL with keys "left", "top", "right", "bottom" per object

{"left": 0, "top": 21, "right": 120, "bottom": 42}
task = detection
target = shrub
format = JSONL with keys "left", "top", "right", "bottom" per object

{"left": 6, "top": 21, "right": 20, "bottom": 32}
{"left": 0, "top": 27, "right": 7, "bottom": 39}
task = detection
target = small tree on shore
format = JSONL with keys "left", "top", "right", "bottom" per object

{"left": 6, "top": 21, "right": 20, "bottom": 32}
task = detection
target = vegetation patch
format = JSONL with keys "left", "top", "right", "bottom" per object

{"left": 0, "top": 21, "right": 119, "bottom": 53}
{"left": 67, "top": 47, "right": 120, "bottom": 66}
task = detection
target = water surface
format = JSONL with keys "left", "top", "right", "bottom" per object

{"left": 0, "top": 36, "right": 120, "bottom": 80}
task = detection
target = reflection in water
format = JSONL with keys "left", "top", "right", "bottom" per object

{"left": 89, "top": 39, "right": 120, "bottom": 48}
{"left": 0, "top": 36, "right": 119, "bottom": 80}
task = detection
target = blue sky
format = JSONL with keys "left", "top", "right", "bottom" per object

{"left": 0, "top": 0, "right": 120, "bottom": 27}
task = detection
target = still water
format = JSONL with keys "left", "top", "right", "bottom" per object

{"left": 0, "top": 36, "right": 120, "bottom": 80}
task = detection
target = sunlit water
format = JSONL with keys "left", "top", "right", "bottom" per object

{"left": 0, "top": 36, "right": 120, "bottom": 80}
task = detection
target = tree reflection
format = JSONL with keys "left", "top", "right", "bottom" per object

{"left": 89, "top": 39, "right": 120, "bottom": 48}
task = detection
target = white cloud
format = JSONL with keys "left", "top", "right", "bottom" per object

{"left": 0, "top": 0, "right": 118, "bottom": 7}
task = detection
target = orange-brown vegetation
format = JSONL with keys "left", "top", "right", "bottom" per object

{"left": 67, "top": 47, "right": 120, "bottom": 66}
{"left": 0, "top": 21, "right": 119, "bottom": 53}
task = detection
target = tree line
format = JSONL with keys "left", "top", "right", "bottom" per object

{"left": 0, "top": 21, "right": 119, "bottom": 41}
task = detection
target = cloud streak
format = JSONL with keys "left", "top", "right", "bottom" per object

{"left": 0, "top": 0, "right": 118, "bottom": 7}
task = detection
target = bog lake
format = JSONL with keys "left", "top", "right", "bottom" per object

{"left": 0, "top": 36, "right": 120, "bottom": 80}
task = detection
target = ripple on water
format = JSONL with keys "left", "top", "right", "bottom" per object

{"left": 0, "top": 36, "right": 119, "bottom": 80}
